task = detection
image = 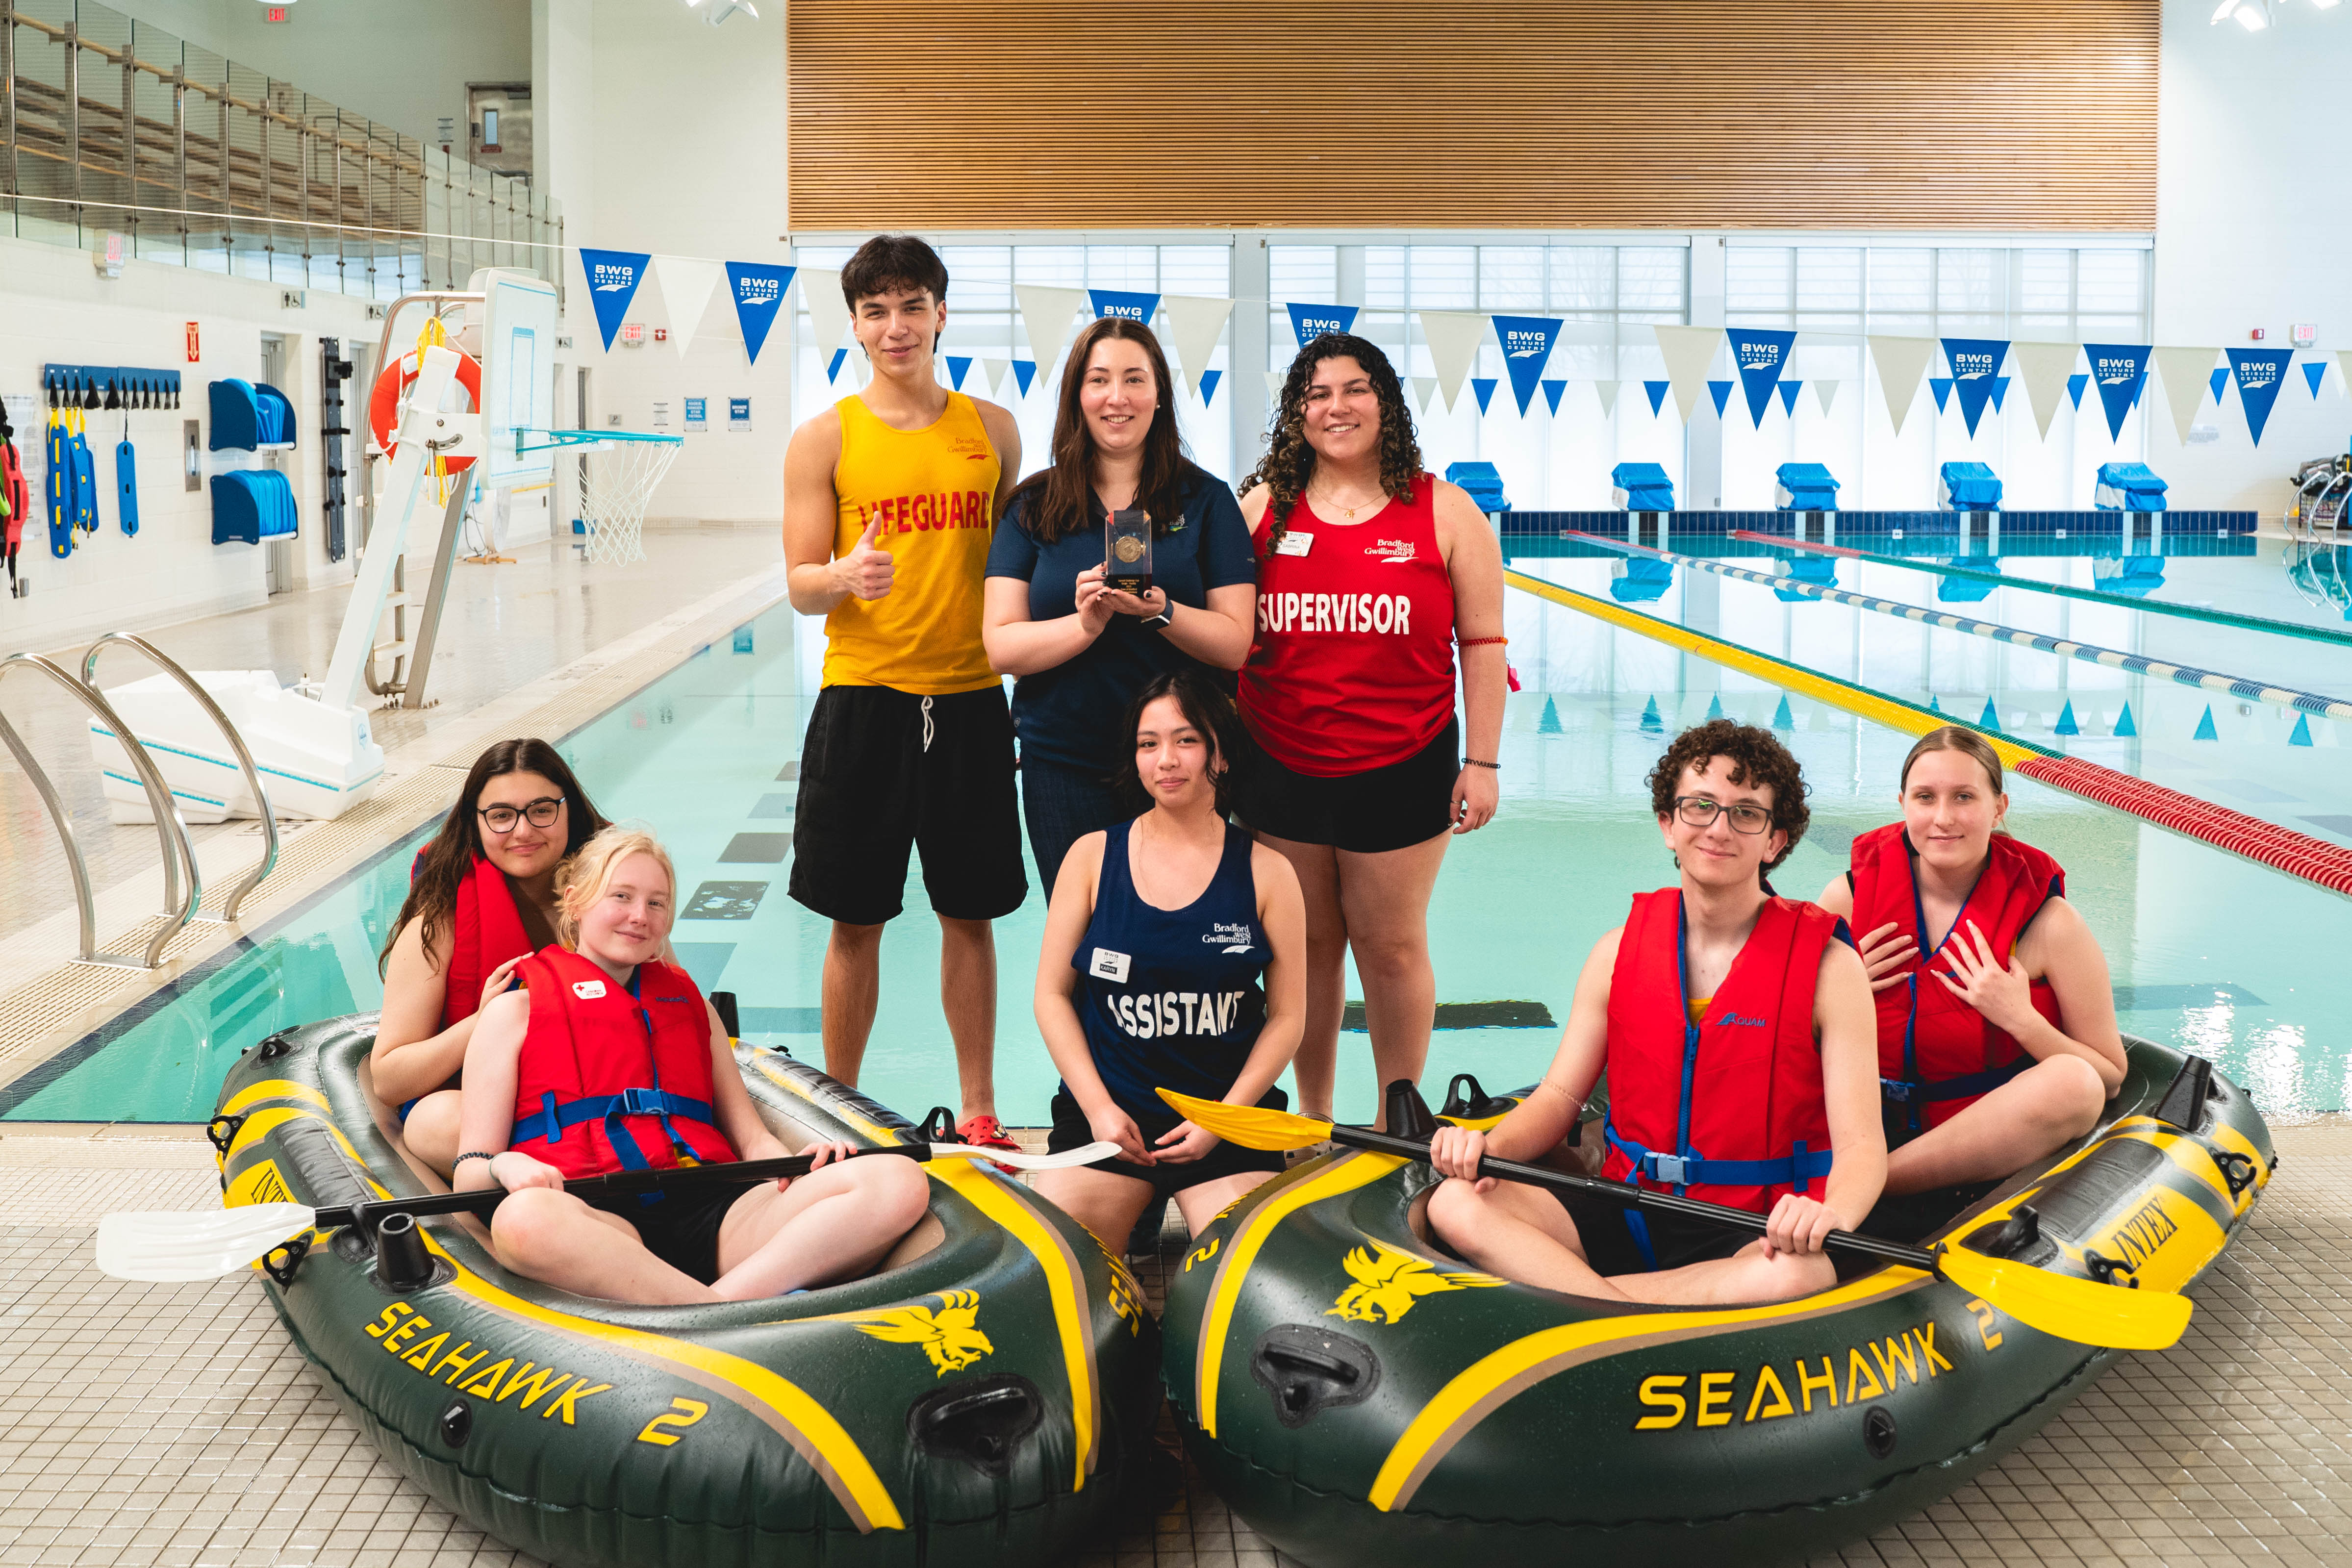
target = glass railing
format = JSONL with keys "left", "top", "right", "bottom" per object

{"left": 0, "top": 0, "right": 562, "bottom": 301}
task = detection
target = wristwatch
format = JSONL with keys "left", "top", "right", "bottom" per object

{"left": 1140, "top": 607, "right": 1173, "bottom": 631}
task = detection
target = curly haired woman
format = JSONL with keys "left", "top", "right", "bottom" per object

{"left": 1233, "top": 333, "right": 1506, "bottom": 1127}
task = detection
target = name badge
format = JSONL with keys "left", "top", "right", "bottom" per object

{"left": 1088, "top": 948, "right": 1132, "bottom": 984}
{"left": 1273, "top": 531, "right": 1313, "bottom": 557}
{"left": 571, "top": 980, "right": 607, "bottom": 1000}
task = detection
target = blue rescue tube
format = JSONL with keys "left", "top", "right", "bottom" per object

{"left": 116, "top": 439, "right": 139, "bottom": 536}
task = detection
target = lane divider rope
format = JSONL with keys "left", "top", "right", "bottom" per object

{"left": 1726, "top": 529, "right": 2352, "bottom": 652}
{"left": 1567, "top": 531, "right": 2352, "bottom": 725}
{"left": 1504, "top": 567, "right": 2352, "bottom": 899}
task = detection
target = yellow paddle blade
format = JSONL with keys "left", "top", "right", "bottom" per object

{"left": 1157, "top": 1089, "right": 1334, "bottom": 1152}
{"left": 1936, "top": 1245, "right": 2192, "bottom": 1352}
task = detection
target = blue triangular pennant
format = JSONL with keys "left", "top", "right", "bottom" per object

{"left": 2081, "top": 345, "right": 2150, "bottom": 440}
{"left": 1771, "top": 695, "right": 1795, "bottom": 731}
{"left": 1776, "top": 379, "right": 1803, "bottom": 416}
{"left": 2055, "top": 700, "right": 2080, "bottom": 736}
{"left": 2227, "top": 348, "right": 2296, "bottom": 444}
{"left": 1539, "top": 696, "right": 1563, "bottom": 734}
{"left": 1978, "top": 697, "right": 2000, "bottom": 730}
{"left": 1471, "top": 378, "right": 1498, "bottom": 414}
{"left": 1287, "top": 303, "right": 1358, "bottom": 348}
{"left": 1942, "top": 338, "right": 2008, "bottom": 436}
{"left": 1928, "top": 694, "right": 1944, "bottom": 714}
{"left": 1012, "top": 360, "right": 1037, "bottom": 397}
{"left": 1640, "top": 696, "right": 1663, "bottom": 733}
{"left": 2067, "top": 373, "right": 2088, "bottom": 409}
{"left": 1930, "top": 378, "right": 1954, "bottom": 413}
{"left": 723, "top": 262, "right": 794, "bottom": 367}
{"left": 946, "top": 355, "right": 972, "bottom": 389}
{"left": 2208, "top": 367, "right": 2229, "bottom": 406}
{"left": 2193, "top": 705, "right": 2218, "bottom": 741}
{"left": 1644, "top": 380, "right": 1670, "bottom": 416}
{"left": 2305, "top": 361, "right": 2329, "bottom": 399}
{"left": 1088, "top": 289, "right": 1159, "bottom": 324}
{"left": 1705, "top": 694, "right": 1724, "bottom": 721}
{"left": 1198, "top": 369, "right": 1222, "bottom": 405}
{"left": 1989, "top": 376, "right": 2010, "bottom": 413}
{"left": 1707, "top": 379, "right": 1733, "bottom": 418}
{"left": 2290, "top": 713, "right": 2314, "bottom": 746}
{"left": 1541, "top": 379, "right": 1567, "bottom": 415}
{"left": 1492, "top": 315, "right": 1564, "bottom": 415}
{"left": 579, "top": 248, "right": 651, "bottom": 351}
{"left": 826, "top": 348, "right": 848, "bottom": 382}
{"left": 2114, "top": 703, "right": 2136, "bottom": 737}
{"left": 1726, "top": 329, "right": 1796, "bottom": 428}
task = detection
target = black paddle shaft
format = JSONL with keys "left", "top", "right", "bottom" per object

{"left": 318, "top": 1144, "right": 939, "bottom": 1232}
{"left": 1331, "top": 1124, "right": 1935, "bottom": 1269}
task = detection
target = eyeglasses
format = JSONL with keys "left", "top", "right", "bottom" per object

{"left": 478, "top": 796, "right": 565, "bottom": 833}
{"left": 1673, "top": 796, "right": 1773, "bottom": 835}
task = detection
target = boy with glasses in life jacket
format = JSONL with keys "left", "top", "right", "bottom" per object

{"left": 453, "top": 826, "right": 931, "bottom": 1304}
{"left": 1428, "top": 720, "right": 1884, "bottom": 1305}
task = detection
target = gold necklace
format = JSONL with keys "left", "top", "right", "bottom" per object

{"left": 1307, "top": 482, "right": 1384, "bottom": 521}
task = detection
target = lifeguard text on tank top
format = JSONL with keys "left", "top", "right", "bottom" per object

{"left": 1239, "top": 476, "right": 1457, "bottom": 778}
{"left": 824, "top": 391, "right": 1002, "bottom": 696}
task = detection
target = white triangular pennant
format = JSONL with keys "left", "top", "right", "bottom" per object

{"left": 2153, "top": 347, "right": 2221, "bottom": 444}
{"left": 801, "top": 269, "right": 851, "bottom": 361}
{"left": 1162, "top": 295, "right": 1233, "bottom": 395}
{"left": 1420, "top": 311, "right": 1489, "bottom": 412}
{"left": 2337, "top": 349, "right": 2352, "bottom": 399}
{"left": 1265, "top": 370, "right": 1286, "bottom": 404}
{"left": 1013, "top": 284, "right": 1087, "bottom": 372}
{"left": 652, "top": 256, "right": 724, "bottom": 359}
{"left": 1594, "top": 380, "right": 1620, "bottom": 419}
{"left": 1813, "top": 379, "right": 1840, "bottom": 416}
{"left": 1653, "top": 325, "right": 1723, "bottom": 423}
{"left": 981, "top": 358, "right": 1010, "bottom": 398}
{"left": 1412, "top": 376, "right": 1439, "bottom": 413}
{"left": 2011, "top": 341, "right": 2081, "bottom": 441}
{"left": 1867, "top": 335, "right": 1936, "bottom": 435}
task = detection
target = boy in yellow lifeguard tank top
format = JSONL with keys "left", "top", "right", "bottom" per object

{"left": 782, "top": 235, "right": 1025, "bottom": 1155}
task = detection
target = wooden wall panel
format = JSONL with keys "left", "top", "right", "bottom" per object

{"left": 787, "top": 2, "right": 2156, "bottom": 232}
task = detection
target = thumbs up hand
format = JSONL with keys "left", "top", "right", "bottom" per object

{"left": 835, "top": 517, "right": 896, "bottom": 601}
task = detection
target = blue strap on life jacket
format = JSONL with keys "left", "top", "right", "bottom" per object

{"left": 512, "top": 1087, "right": 720, "bottom": 1205}
{"left": 1881, "top": 1055, "right": 2032, "bottom": 1107}
{"left": 1620, "top": 1209, "right": 1660, "bottom": 1272}
{"left": 1604, "top": 1118, "right": 1836, "bottom": 1196}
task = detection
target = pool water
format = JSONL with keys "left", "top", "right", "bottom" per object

{"left": 9, "top": 531, "right": 2350, "bottom": 1126}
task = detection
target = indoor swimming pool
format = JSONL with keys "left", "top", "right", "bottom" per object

{"left": 9, "top": 531, "right": 2350, "bottom": 1129}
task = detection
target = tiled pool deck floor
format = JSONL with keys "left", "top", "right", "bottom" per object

{"left": 1, "top": 1121, "right": 2346, "bottom": 1568}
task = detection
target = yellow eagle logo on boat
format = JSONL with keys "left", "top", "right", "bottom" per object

{"left": 1329, "top": 1239, "right": 1504, "bottom": 1325}
{"left": 850, "top": 1290, "right": 993, "bottom": 1376}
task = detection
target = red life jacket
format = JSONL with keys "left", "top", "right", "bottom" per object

{"left": 507, "top": 945, "right": 738, "bottom": 1182}
{"left": 1600, "top": 889, "right": 1841, "bottom": 1219}
{"left": 433, "top": 852, "right": 536, "bottom": 1031}
{"left": 1848, "top": 824, "right": 2066, "bottom": 1132}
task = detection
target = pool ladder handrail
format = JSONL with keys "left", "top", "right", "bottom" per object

{"left": 0, "top": 652, "right": 201, "bottom": 970}
{"left": 81, "top": 632, "right": 279, "bottom": 921}
{"left": 2288, "top": 463, "right": 2352, "bottom": 541}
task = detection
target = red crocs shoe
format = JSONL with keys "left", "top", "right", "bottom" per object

{"left": 956, "top": 1113, "right": 1021, "bottom": 1175}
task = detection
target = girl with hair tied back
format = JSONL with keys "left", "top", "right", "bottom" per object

{"left": 372, "top": 739, "right": 610, "bottom": 1174}
{"left": 1234, "top": 332, "right": 1507, "bottom": 1129}
{"left": 1815, "top": 725, "right": 2124, "bottom": 1219}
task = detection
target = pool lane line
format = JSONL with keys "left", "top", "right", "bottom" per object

{"left": 1567, "top": 531, "right": 2352, "bottom": 726}
{"left": 1727, "top": 529, "right": 2352, "bottom": 652}
{"left": 1504, "top": 568, "right": 2352, "bottom": 900}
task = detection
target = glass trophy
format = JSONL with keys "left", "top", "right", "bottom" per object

{"left": 1106, "top": 508, "right": 1154, "bottom": 595}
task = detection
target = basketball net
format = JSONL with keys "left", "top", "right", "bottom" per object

{"left": 578, "top": 439, "right": 681, "bottom": 566}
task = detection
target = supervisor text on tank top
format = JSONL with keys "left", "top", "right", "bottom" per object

{"left": 825, "top": 391, "right": 1002, "bottom": 695}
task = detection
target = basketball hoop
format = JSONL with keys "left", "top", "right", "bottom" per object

{"left": 513, "top": 429, "right": 682, "bottom": 566}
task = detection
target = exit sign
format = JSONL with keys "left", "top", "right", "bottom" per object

{"left": 263, "top": 6, "right": 290, "bottom": 21}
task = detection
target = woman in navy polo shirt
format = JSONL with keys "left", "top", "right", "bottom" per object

{"left": 984, "top": 317, "right": 1258, "bottom": 894}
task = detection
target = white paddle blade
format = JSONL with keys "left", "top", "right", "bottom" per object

{"left": 96, "top": 1203, "right": 317, "bottom": 1282}
{"left": 925, "top": 1140, "right": 1123, "bottom": 1172}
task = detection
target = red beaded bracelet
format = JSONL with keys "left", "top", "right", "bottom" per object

{"left": 1459, "top": 635, "right": 1508, "bottom": 648}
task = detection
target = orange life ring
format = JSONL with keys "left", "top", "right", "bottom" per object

{"left": 369, "top": 348, "right": 483, "bottom": 471}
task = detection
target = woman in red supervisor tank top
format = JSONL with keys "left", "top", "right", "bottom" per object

{"left": 1815, "top": 726, "right": 2124, "bottom": 1208}
{"left": 1235, "top": 333, "right": 1507, "bottom": 1127}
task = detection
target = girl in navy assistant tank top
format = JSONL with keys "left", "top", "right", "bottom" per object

{"left": 1033, "top": 671, "right": 1306, "bottom": 1244}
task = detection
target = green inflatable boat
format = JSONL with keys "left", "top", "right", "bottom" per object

{"left": 208, "top": 1012, "right": 1159, "bottom": 1568}
{"left": 1161, "top": 1039, "right": 2270, "bottom": 1566}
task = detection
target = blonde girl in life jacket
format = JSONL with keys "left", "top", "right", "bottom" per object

{"left": 1814, "top": 727, "right": 2124, "bottom": 1199}
{"left": 453, "top": 826, "right": 931, "bottom": 1304}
